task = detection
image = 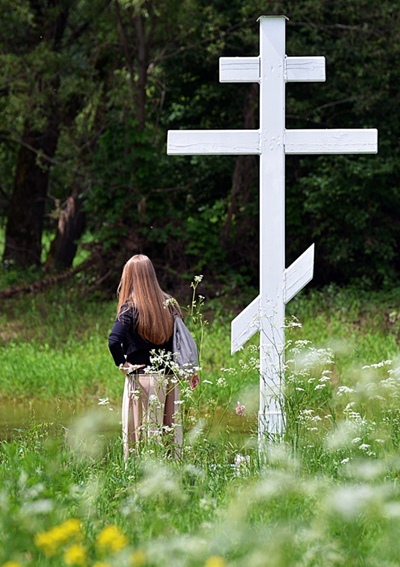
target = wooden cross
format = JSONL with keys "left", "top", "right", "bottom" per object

{"left": 167, "top": 15, "right": 378, "bottom": 442}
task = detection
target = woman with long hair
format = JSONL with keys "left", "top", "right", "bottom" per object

{"left": 108, "top": 254, "right": 197, "bottom": 459}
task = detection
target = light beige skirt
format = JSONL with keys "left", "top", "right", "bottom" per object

{"left": 121, "top": 373, "right": 182, "bottom": 460}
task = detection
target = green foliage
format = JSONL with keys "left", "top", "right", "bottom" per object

{"left": 5, "top": 358, "right": 400, "bottom": 565}
{"left": 289, "top": 152, "right": 400, "bottom": 285}
{"left": 3, "top": 282, "right": 400, "bottom": 564}
{"left": 2, "top": 0, "right": 400, "bottom": 287}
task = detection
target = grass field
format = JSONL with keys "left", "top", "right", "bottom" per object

{"left": 1, "top": 272, "right": 400, "bottom": 566}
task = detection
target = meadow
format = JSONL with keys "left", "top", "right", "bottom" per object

{"left": 2, "top": 274, "right": 400, "bottom": 566}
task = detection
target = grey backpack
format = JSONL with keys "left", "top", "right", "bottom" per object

{"left": 172, "top": 316, "right": 198, "bottom": 375}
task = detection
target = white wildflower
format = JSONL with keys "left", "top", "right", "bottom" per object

{"left": 319, "top": 374, "right": 332, "bottom": 382}
{"left": 163, "top": 297, "right": 178, "bottom": 308}
{"left": 148, "top": 395, "right": 161, "bottom": 409}
{"left": 362, "top": 359, "right": 392, "bottom": 370}
{"left": 337, "top": 386, "right": 355, "bottom": 396}
{"left": 232, "top": 454, "right": 251, "bottom": 477}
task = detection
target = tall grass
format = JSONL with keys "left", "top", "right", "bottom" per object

{"left": 2, "top": 276, "right": 400, "bottom": 565}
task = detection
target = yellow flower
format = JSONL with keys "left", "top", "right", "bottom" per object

{"left": 130, "top": 549, "right": 146, "bottom": 566}
{"left": 34, "top": 518, "right": 84, "bottom": 557}
{"left": 60, "top": 519, "right": 83, "bottom": 539}
{"left": 96, "top": 525, "right": 129, "bottom": 554}
{"left": 93, "top": 563, "right": 111, "bottom": 567}
{"left": 2, "top": 562, "right": 22, "bottom": 567}
{"left": 34, "top": 531, "right": 59, "bottom": 557}
{"left": 63, "top": 544, "right": 87, "bottom": 566}
{"left": 204, "top": 557, "right": 228, "bottom": 567}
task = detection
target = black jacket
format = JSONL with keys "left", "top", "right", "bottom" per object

{"left": 108, "top": 304, "right": 173, "bottom": 367}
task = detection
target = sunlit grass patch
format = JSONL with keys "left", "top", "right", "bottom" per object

{"left": 2, "top": 282, "right": 400, "bottom": 564}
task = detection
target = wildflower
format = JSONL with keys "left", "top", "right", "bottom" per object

{"left": 34, "top": 518, "right": 83, "bottom": 557}
{"left": 34, "top": 533, "right": 57, "bottom": 557}
{"left": 235, "top": 402, "right": 246, "bottom": 416}
{"left": 93, "top": 563, "right": 111, "bottom": 567}
{"left": 220, "top": 367, "right": 236, "bottom": 374}
{"left": 362, "top": 359, "right": 392, "bottom": 369}
{"left": 318, "top": 376, "right": 331, "bottom": 383}
{"left": 193, "top": 274, "right": 203, "bottom": 283}
{"left": 204, "top": 556, "right": 227, "bottom": 567}
{"left": 59, "top": 519, "right": 82, "bottom": 538}
{"left": 64, "top": 544, "right": 87, "bottom": 566}
{"left": 300, "top": 409, "right": 314, "bottom": 416}
{"left": 337, "top": 386, "right": 355, "bottom": 396}
{"left": 233, "top": 454, "right": 251, "bottom": 476}
{"left": 2, "top": 562, "right": 22, "bottom": 567}
{"left": 130, "top": 549, "right": 147, "bottom": 566}
{"left": 163, "top": 297, "right": 178, "bottom": 308}
{"left": 286, "top": 318, "right": 302, "bottom": 328}
{"left": 96, "top": 525, "right": 128, "bottom": 554}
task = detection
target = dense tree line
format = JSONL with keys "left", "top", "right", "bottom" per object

{"left": 0, "top": 0, "right": 399, "bottom": 294}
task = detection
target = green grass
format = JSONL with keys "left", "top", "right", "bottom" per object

{"left": 3, "top": 415, "right": 400, "bottom": 566}
{"left": 3, "top": 276, "right": 400, "bottom": 565}
{"left": 288, "top": 284, "right": 400, "bottom": 355}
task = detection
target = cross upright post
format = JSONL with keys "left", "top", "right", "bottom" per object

{"left": 258, "top": 17, "right": 286, "bottom": 438}
{"left": 167, "top": 15, "right": 378, "bottom": 444}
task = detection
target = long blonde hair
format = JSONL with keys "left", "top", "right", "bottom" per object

{"left": 117, "top": 254, "right": 178, "bottom": 344}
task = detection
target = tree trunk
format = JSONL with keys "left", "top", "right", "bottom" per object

{"left": 134, "top": 9, "right": 149, "bottom": 130}
{"left": 44, "top": 185, "right": 86, "bottom": 271}
{"left": 114, "top": 0, "right": 150, "bottom": 130}
{"left": 3, "top": 124, "right": 59, "bottom": 267}
{"left": 2, "top": 0, "right": 70, "bottom": 269}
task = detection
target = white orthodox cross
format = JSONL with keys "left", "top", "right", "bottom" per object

{"left": 167, "top": 15, "right": 378, "bottom": 442}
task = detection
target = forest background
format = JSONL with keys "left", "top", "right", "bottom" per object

{"left": 0, "top": 0, "right": 398, "bottom": 298}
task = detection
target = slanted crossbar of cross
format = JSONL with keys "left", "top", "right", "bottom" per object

{"left": 167, "top": 15, "right": 378, "bottom": 442}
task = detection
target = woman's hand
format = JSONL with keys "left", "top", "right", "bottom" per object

{"left": 119, "top": 363, "right": 133, "bottom": 376}
{"left": 119, "top": 363, "right": 145, "bottom": 376}
{"left": 189, "top": 373, "right": 200, "bottom": 390}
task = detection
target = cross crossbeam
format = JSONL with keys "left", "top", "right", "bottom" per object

{"left": 219, "top": 55, "right": 326, "bottom": 83}
{"left": 167, "top": 128, "right": 378, "bottom": 155}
